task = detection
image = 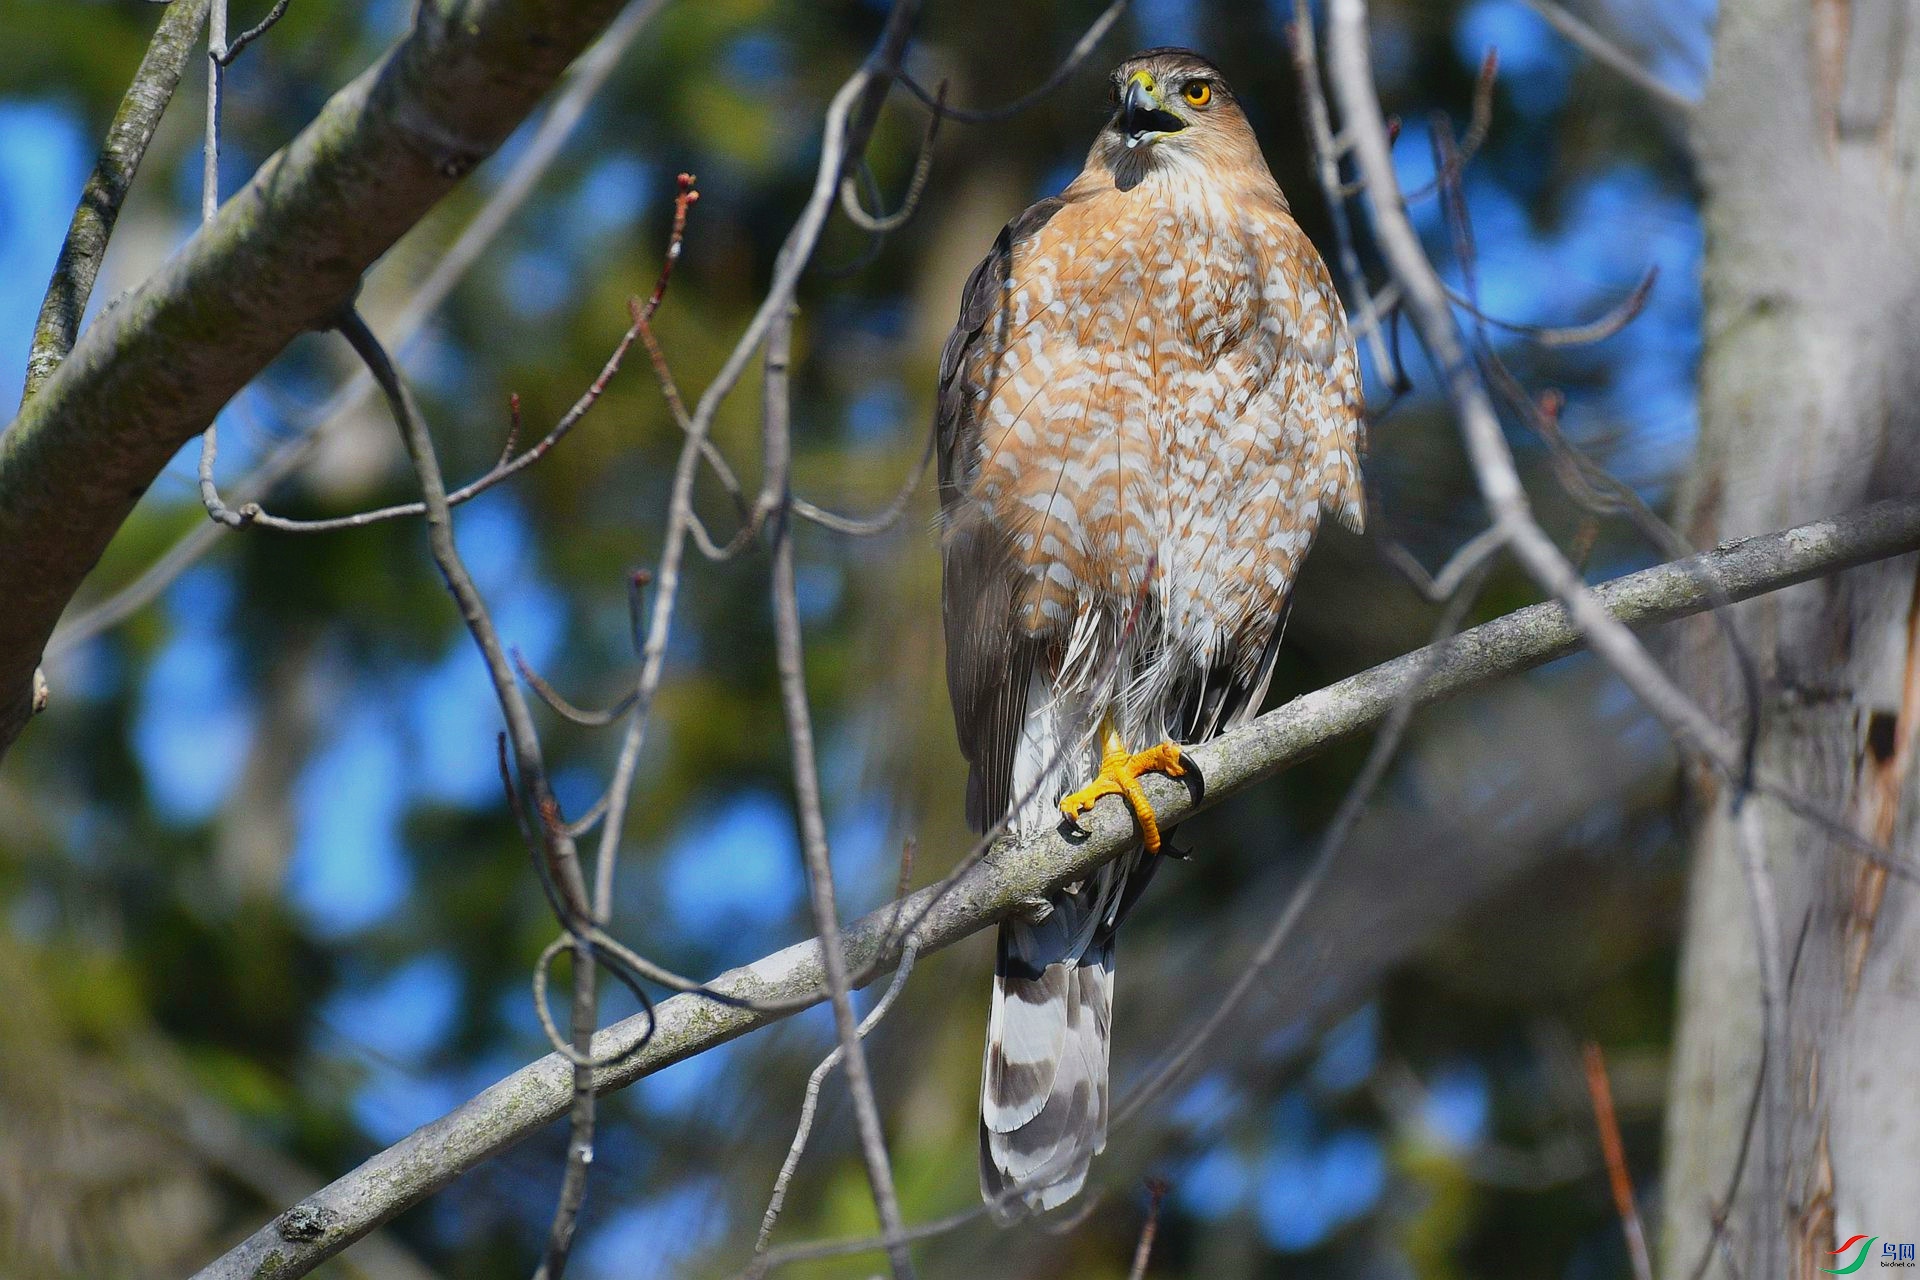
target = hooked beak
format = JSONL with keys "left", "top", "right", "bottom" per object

{"left": 1119, "top": 74, "right": 1185, "bottom": 148}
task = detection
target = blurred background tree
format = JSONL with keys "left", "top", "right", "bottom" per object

{"left": 0, "top": 0, "right": 1731, "bottom": 1276}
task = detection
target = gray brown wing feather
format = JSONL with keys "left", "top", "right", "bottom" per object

{"left": 935, "top": 197, "right": 1065, "bottom": 832}
{"left": 941, "top": 196, "right": 1129, "bottom": 1219}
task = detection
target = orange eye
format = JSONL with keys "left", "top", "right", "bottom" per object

{"left": 1183, "top": 81, "right": 1212, "bottom": 107}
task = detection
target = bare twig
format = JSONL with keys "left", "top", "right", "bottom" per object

{"left": 838, "top": 82, "right": 943, "bottom": 234}
{"left": 1421, "top": 115, "right": 1763, "bottom": 786}
{"left": 1383, "top": 525, "right": 1506, "bottom": 604}
{"left": 335, "top": 309, "right": 605, "bottom": 1280}
{"left": 899, "top": 0, "right": 1125, "bottom": 123}
{"left": 754, "top": 937, "right": 923, "bottom": 1258}
{"left": 1109, "top": 543, "right": 1495, "bottom": 1137}
{"left": 214, "top": 0, "right": 293, "bottom": 65}
{"left": 514, "top": 649, "right": 636, "bottom": 727}
{"left": 1326, "top": 0, "right": 1745, "bottom": 784}
{"left": 1403, "top": 49, "right": 1500, "bottom": 203}
{"left": 21, "top": 0, "right": 212, "bottom": 404}
{"left": 1289, "top": 0, "right": 1403, "bottom": 392}
{"left": 1127, "top": 1180, "right": 1169, "bottom": 1280}
{"left": 195, "top": 0, "right": 243, "bottom": 526}
{"left": 586, "top": 54, "right": 904, "bottom": 986}
{"left": 482, "top": 27, "right": 930, "bottom": 1273}
{"left": 1727, "top": 796, "right": 1788, "bottom": 1280}
{"left": 530, "top": 935, "right": 654, "bottom": 1070}
{"left": 1582, "top": 1042, "right": 1654, "bottom": 1280}
{"left": 338, "top": 311, "right": 583, "bottom": 903}
{"left": 220, "top": 293, "right": 650, "bottom": 534}
{"left": 204, "top": 0, "right": 226, "bottom": 220}
{"left": 1444, "top": 266, "right": 1657, "bottom": 348}
{"left": 767, "top": 298, "right": 915, "bottom": 1277}
{"left": 184, "top": 498, "right": 1920, "bottom": 1280}
{"left": 790, "top": 423, "right": 937, "bottom": 537}
{"left": 1519, "top": 0, "right": 1697, "bottom": 113}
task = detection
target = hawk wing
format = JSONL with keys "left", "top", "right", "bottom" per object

{"left": 935, "top": 197, "right": 1064, "bottom": 832}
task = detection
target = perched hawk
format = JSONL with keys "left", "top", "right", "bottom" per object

{"left": 934, "top": 49, "right": 1366, "bottom": 1216}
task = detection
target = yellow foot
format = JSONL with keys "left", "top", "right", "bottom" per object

{"left": 1059, "top": 740, "right": 1185, "bottom": 854}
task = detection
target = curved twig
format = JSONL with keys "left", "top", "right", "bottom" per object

{"left": 532, "top": 934, "right": 656, "bottom": 1070}
{"left": 1403, "top": 50, "right": 1499, "bottom": 202}
{"left": 837, "top": 81, "right": 943, "bottom": 234}
{"left": 1443, "top": 266, "right": 1657, "bottom": 348}
{"left": 791, "top": 421, "right": 937, "bottom": 537}
{"left": 513, "top": 648, "right": 637, "bottom": 727}
{"left": 754, "top": 936, "right": 922, "bottom": 1256}
{"left": 897, "top": 0, "right": 1125, "bottom": 124}
{"left": 214, "top": 0, "right": 293, "bottom": 65}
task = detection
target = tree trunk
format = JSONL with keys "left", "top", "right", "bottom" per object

{"left": 1663, "top": 2, "right": 1920, "bottom": 1276}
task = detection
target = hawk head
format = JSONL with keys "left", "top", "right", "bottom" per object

{"left": 1091, "top": 49, "right": 1267, "bottom": 190}
{"left": 1102, "top": 49, "right": 1248, "bottom": 152}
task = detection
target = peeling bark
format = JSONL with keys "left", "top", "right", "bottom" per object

{"left": 1661, "top": 3, "right": 1920, "bottom": 1275}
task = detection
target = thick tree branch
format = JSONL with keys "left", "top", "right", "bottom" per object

{"left": 0, "top": 0, "right": 639, "bottom": 758}
{"left": 189, "top": 498, "right": 1920, "bottom": 1280}
{"left": 43, "top": 0, "right": 669, "bottom": 663}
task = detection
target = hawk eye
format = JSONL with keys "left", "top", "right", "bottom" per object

{"left": 1183, "top": 81, "right": 1213, "bottom": 107}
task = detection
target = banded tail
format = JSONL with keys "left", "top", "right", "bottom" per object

{"left": 980, "top": 853, "right": 1147, "bottom": 1218}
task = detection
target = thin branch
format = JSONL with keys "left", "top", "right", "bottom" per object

{"left": 218, "top": 291, "right": 650, "bottom": 534}
{"left": 205, "top": 0, "right": 227, "bottom": 220}
{"left": 186, "top": 497, "right": 1920, "bottom": 1280}
{"left": 584, "top": 59, "right": 896, "bottom": 988}
{"left": 1106, "top": 540, "right": 1495, "bottom": 1142}
{"left": 515, "top": 649, "right": 636, "bottom": 727}
{"left": 837, "top": 82, "right": 943, "bottom": 235}
{"left": 1444, "top": 266, "right": 1657, "bottom": 348}
{"left": 196, "top": 0, "right": 242, "bottom": 526}
{"left": 1426, "top": 116, "right": 1762, "bottom": 787}
{"left": 1382, "top": 525, "right": 1506, "bottom": 604}
{"left": 1403, "top": 49, "right": 1500, "bottom": 203}
{"left": 1582, "top": 1042, "right": 1654, "bottom": 1280}
{"left": 1327, "top": 0, "right": 1745, "bottom": 791}
{"left": 790, "top": 422, "right": 936, "bottom": 537}
{"left": 20, "top": 0, "right": 212, "bottom": 404}
{"left": 336, "top": 309, "right": 604, "bottom": 1280}
{"left": 499, "top": 725, "right": 804, "bottom": 1020}
{"left": 337, "top": 312, "right": 585, "bottom": 907}
{"left": 1519, "top": 0, "right": 1698, "bottom": 113}
{"left": 530, "top": 935, "right": 654, "bottom": 1070}
{"left": 1126, "top": 1180, "right": 1169, "bottom": 1280}
{"left": 754, "top": 937, "right": 923, "bottom": 1257}
{"left": 898, "top": 0, "right": 1125, "bottom": 123}
{"left": 1289, "top": 0, "right": 1403, "bottom": 392}
{"left": 214, "top": 0, "right": 293, "bottom": 66}
{"left": 767, "top": 308, "right": 914, "bottom": 1279}
{"left": 1728, "top": 795, "right": 1788, "bottom": 1280}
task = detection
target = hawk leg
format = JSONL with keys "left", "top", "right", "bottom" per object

{"left": 1059, "top": 718, "right": 1184, "bottom": 854}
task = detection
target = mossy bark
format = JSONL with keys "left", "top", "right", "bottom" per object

{"left": 20, "top": 0, "right": 212, "bottom": 405}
